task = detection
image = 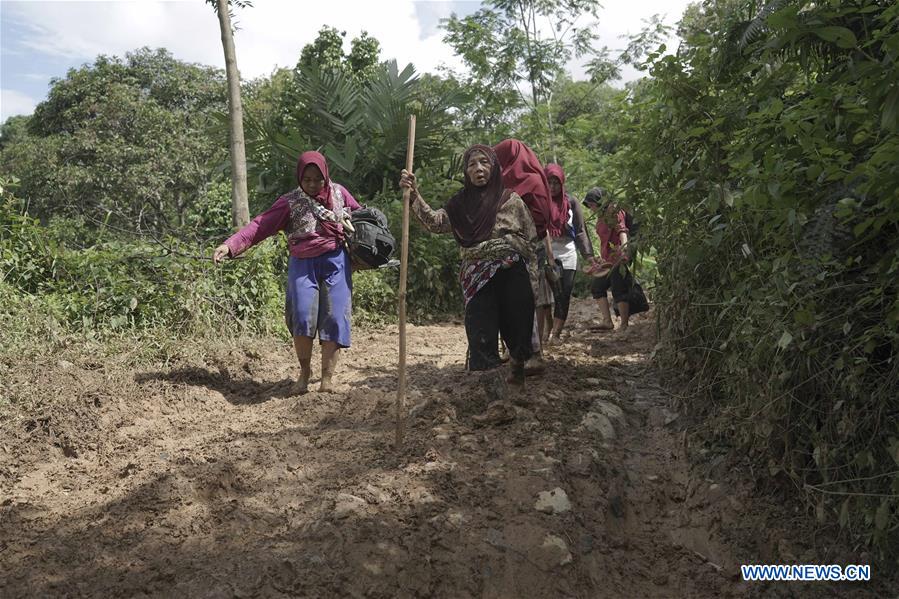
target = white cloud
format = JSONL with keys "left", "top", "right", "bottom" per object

{"left": 2, "top": 0, "right": 694, "bottom": 114}
{"left": 4, "top": 0, "right": 466, "bottom": 80}
{"left": 518, "top": 0, "right": 693, "bottom": 84}
{"left": 588, "top": 0, "right": 693, "bottom": 83}
{"left": 1, "top": 89, "right": 37, "bottom": 121}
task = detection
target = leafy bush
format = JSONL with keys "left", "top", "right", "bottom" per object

{"left": 614, "top": 0, "right": 898, "bottom": 558}
{"left": 2, "top": 174, "right": 464, "bottom": 353}
{"left": 2, "top": 177, "right": 283, "bottom": 337}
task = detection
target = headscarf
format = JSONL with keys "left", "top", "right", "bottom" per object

{"left": 296, "top": 150, "right": 342, "bottom": 241}
{"left": 543, "top": 163, "right": 571, "bottom": 238}
{"left": 492, "top": 139, "right": 553, "bottom": 239}
{"left": 583, "top": 187, "right": 608, "bottom": 208}
{"left": 444, "top": 144, "right": 510, "bottom": 248}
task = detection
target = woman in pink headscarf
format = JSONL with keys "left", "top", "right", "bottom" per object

{"left": 213, "top": 151, "right": 362, "bottom": 394}
{"left": 543, "top": 163, "right": 596, "bottom": 345}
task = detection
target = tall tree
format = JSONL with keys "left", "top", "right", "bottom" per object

{"left": 0, "top": 48, "right": 226, "bottom": 232}
{"left": 442, "top": 0, "right": 601, "bottom": 156}
{"left": 211, "top": 0, "right": 250, "bottom": 227}
{"left": 297, "top": 26, "right": 383, "bottom": 82}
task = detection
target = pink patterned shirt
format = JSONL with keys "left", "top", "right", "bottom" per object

{"left": 595, "top": 209, "right": 629, "bottom": 263}
{"left": 224, "top": 183, "right": 361, "bottom": 259}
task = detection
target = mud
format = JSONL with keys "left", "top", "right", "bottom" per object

{"left": 0, "top": 300, "right": 888, "bottom": 597}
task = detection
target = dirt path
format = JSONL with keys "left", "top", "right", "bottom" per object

{"left": 0, "top": 300, "right": 885, "bottom": 597}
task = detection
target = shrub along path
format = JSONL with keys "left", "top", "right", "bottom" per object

{"left": 0, "top": 300, "right": 889, "bottom": 597}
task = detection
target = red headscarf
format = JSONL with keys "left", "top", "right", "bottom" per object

{"left": 296, "top": 150, "right": 343, "bottom": 241}
{"left": 445, "top": 144, "right": 510, "bottom": 248}
{"left": 543, "top": 163, "right": 570, "bottom": 238}
{"left": 492, "top": 139, "right": 553, "bottom": 239}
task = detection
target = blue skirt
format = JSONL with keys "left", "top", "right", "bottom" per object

{"left": 285, "top": 248, "right": 353, "bottom": 347}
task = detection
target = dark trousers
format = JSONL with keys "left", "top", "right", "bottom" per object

{"left": 590, "top": 264, "right": 632, "bottom": 304}
{"left": 465, "top": 261, "right": 535, "bottom": 371}
{"left": 552, "top": 268, "right": 576, "bottom": 321}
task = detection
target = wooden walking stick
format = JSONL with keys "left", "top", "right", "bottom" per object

{"left": 396, "top": 114, "right": 416, "bottom": 447}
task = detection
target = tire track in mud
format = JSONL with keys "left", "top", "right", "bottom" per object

{"left": 0, "top": 300, "right": 886, "bottom": 597}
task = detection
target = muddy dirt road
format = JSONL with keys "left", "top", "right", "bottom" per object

{"left": 0, "top": 300, "right": 886, "bottom": 597}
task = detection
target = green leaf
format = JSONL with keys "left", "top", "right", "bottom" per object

{"left": 853, "top": 218, "right": 874, "bottom": 238}
{"left": 882, "top": 87, "right": 899, "bottom": 132}
{"left": 767, "top": 7, "right": 798, "bottom": 30}
{"left": 777, "top": 330, "right": 793, "bottom": 349}
{"left": 794, "top": 309, "right": 814, "bottom": 326}
{"left": 874, "top": 500, "right": 889, "bottom": 531}
{"left": 814, "top": 26, "right": 857, "bottom": 49}
{"left": 838, "top": 498, "right": 850, "bottom": 528}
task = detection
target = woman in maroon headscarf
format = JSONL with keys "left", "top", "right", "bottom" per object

{"left": 399, "top": 144, "right": 538, "bottom": 390}
{"left": 492, "top": 139, "right": 566, "bottom": 367}
{"left": 213, "top": 151, "right": 361, "bottom": 394}
{"left": 492, "top": 139, "right": 557, "bottom": 240}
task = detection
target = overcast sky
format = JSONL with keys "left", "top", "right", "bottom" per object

{"left": 1, "top": 0, "right": 695, "bottom": 122}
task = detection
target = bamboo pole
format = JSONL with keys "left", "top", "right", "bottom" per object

{"left": 396, "top": 115, "right": 416, "bottom": 447}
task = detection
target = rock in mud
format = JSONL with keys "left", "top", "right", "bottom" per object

{"left": 538, "top": 534, "right": 573, "bottom": 567}
{"left": 334, "top": 493, "right": 368, "bottom": 518}
{"left": 586, "top": 388, "right": 617, "bottom": 400}
{"left": 446, "top": 510, "right": 464, "bottom": 528}
{"left": 409, "top": 486, "right": 438, "bottom": 505}
{"left": 534, "top": 487, "right": 572, "bottom": 514}
{"left": 362, "top": 484, "right": 391, "bottom": 504}
{"left": 580, "top": 412, "right": 616, "bottom": 440}
{"left": 707, "top": 483, "right": 726, "bottom": 503}
{"left": 648, "top": 407, "right": 679, "bottom": 427}
{"left": 591, "top": 399, "right": 624, "bottom": 424}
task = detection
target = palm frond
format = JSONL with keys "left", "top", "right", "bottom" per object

{"left": 737, "top": 0, "right": 792, "bottom": 52}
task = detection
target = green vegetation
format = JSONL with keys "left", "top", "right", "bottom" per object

{"left": 1, "top": 0, "right": 896, "bottom": 560}
{"left": 613, "top": 0, "right": 898, "bottom": 558}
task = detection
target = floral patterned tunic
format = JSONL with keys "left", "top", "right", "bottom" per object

{"left": 411, "top": 192, "right": 539, "bottom": 305}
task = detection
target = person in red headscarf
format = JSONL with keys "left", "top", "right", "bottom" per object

{"left": 492, "top": 139, "right": 566, "bottom": 370}
{"left": 213, "top": 150, "right": 362, "bottom": 394}
{"left": 399, "top": 144, "right": 538, "bottom": 400}
{"left": 492, "top": 139, "right": 557, "bottom": 239}
{"left": 543, "top": 163, "right": 596, "bottom": 345}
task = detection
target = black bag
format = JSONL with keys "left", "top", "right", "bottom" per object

{"left": 348, "top": 207, "right": 396, "bottom": 270}
{"left": 624, "top": 211, "right": 640, "bottom": 238}
{"left": 628, "top": 280, "right": 649, "bottom": 315}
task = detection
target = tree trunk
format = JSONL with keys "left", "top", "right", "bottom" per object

{"left": 216, "top": 0, "right": 249, "bottom": 228}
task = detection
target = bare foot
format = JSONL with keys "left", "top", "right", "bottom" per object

{"left": 472, "top": 401, "right": 515, "bottom": 426}
{"left": 318, "top": 379, "right": 335, "bottom": 393}
{"left": 293, "top": 370, "right": 311, "bottom": 395}
{"left": 524, "top": 355, "right": 546, "bottom": 376}
{"left": 591, "top": 320, "right": 614, "bottom": 331}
